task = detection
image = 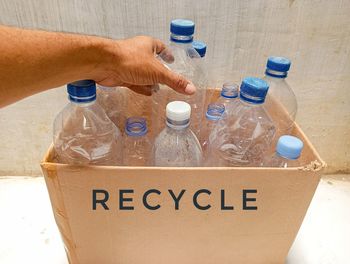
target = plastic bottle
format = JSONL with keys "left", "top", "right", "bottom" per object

{"left": 152, "top": 19, "right": 207, "bottom": 139}
{"left": 123, "top": 117, "right": 153, "bottom": 166}
{"left": 200, "top": 103, "right": 225, "bottom": 158}
{"left": 192, "top": 40, "right": 217, "bottom": 108}
{"left": 53, "top": 80, "right": 122, "bottom": 165}
{"left": 263, "top": 135, "right": 303, "bottom": 167}
{"left": 154, "top": 101, "right": 202, "bottom": 167}
{"left": 217, "top": 82, "right": 239, "bottom": 112}
{"left": 263, "top": 57, "right": 297, "bottom": 134}
{"left": 97, "top": 85, "right": 127, "bottom": 130}
{"left": 207, "top": 77, "right": 276, "bottom": 167}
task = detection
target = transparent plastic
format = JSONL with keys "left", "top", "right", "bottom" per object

{"left": 217, "top": 82, "right": 239, "bottom": 112}
{"left": 207, "top": 100, "right": 276, "bottom": 167}
{"left": 53, "top": 101, "right": 122, "bottom": 165}
{"left": 263, "top": 153, "right": 300, "bottom": 168}
{"left": 263, "top": 71, "right": 297, "bottom": 134}
{"left": 154, "top": 119, "right": 202, "bottom": 167}
{"left": 123, "top": 117, "right": 153, "bottom": 166}
{"left": 200, "top": 103, "right": 225, "bottom": 158}
{"left": 152, "top": 38, "right": 207, "bottom": 139}
{"left": 98, "top": 86, "right": 153, "bottom": 134}
{"left": 97, "top": 85, "right": 127, "bottom": 130}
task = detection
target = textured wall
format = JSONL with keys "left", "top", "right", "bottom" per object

{"left": 0, "top": 0, "right": 349, "bottom": 175}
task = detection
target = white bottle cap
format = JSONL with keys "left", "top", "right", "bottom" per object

{"left": 166, "top": 101, "right": 191, "bottom": 122}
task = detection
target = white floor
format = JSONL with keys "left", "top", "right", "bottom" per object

{"left": 0, "top": 176, "right": 349, "bottom": 264}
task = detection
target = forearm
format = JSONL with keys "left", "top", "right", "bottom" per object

{"left": 0, "top": 25, "right": 193, "bottom": 107}
{"left": 0, "top": 25, "right": 113, "bottom": 107}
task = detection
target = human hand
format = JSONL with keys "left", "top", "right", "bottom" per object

{"left": 91, "top": 36, "right": 196, "bottom": 96}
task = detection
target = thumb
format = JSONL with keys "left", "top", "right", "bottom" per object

{"left": 154, "top": 61, "right": 196, "bottom": 95}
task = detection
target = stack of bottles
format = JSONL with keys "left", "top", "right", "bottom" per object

{"left": 53, "top": 19, "right": 302, "bottom": 168}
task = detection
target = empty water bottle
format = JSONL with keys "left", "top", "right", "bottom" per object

{"left": 263, "top": 135, "right": 303, "bottom": 167}
{"left": 152, "top": 19, "right": 207, "bottom": 138}
{"left": 192, "top": 40, "right": 217, "bottom": 108}
{"left": 207, "top": 77, "right": 276, "bottom": 166}
{"left": 217, "top": 82, "right": 239, "bottom": 112}
{"left": 154, "top": 101, "right": 202, "bottom": 167}
{"left": 263, "top": 57, "right": 297, "bottom": 134}
{"left": 123, "top": 117, "right": 153, "bottom": 166}
{"left": 53, "top": 80, "right": 122, "bottom": 165}
{"left": 200, "top": 103, "right": 225, "bottom": 158}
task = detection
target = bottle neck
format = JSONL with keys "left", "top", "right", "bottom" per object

{"left": 221, "top": 93, "right": 238, "bottom": 100}
{"left": 166, "top": 118, "right": 190, "bottom": 130}
{"left": 206, "top": 111, "right": 224, "bottom": 121}
{"left": 125, "top": 118, "right": 148, "bottom": 137}
{"left": 276, "top": 152, "right": 297, "bottom": 161}
{"left": 221, "top": 83, "right": 239, "bottom": 98}
{"left": 206, "top": 117, "right": 220, "bottom": 123}
{"left": 239, "top": 93, "right": 265, "bottom": 106}
{"left": 170, "top": 33, "right": 193, "bottom": 44}
{"left": 126, "top": 132, "right": 147, "bottom": 138}
{"left": 265, "top": 68, "right": 288, "bottom": 79}
{"left": 69, "top": 98, "right": 96, "bottom": 107}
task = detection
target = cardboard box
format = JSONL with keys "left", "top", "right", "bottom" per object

{"left": 41, "top": 123, "right": 324, "bottom": 264}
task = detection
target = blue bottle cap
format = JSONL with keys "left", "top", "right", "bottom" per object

{"left": 276, "top": 135, "right": 304, "bottom": 160}
{"left": 266, "top": 57, "right": 291, "bottom": 72}
{"left": 192, "top": 41, "right": 207, "bottom": 57}
{"left": 67, "top": 80, "right": 96, "bottom": 103}
{"left": 125, "top": 117, "right": 148, "bottom": 137}
{"left": 239, "top": 77, "right": 269, "bottom": 104}
{"left": 221, "top": 82, "right": 239, "bottom": 99}
{"left": 206, "top": 103, "right": 225, "bottom": 121}
{"left": 170, "top": 19, "right": 195, "bottom": 36}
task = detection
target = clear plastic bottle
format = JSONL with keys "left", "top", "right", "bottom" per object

{"left": 217, "top": 82, "right": 239, "bottom": 112}
{"left": 152, "top": 19, "right": 207, "bottom": 139}
{"left": 123, "top": 117, "right": 153, "bottom": 166}
{"left": 200, "top": 103, "right": 225, "bottom": 159}
{"left": 192, "top": 40, "right": 217, "bottom": 108}
{"left": 97, "top": 85, "right": 127, "bottom": 131}
{"left": 53, "top": 80, "right": 122, "bottom": 165}
{"left": 263, "top": 135, "right": 303, "bottom": 167}
{"left": 207, "top": 77, "right": 276, "bottom": 167}
{"left": 154, "top": 101, "right": 202, "bottom": 167}
{"left": 263, "top": 57, "right": 297, "bottom": 134}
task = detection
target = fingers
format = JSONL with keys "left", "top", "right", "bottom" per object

{"left": 152, "top": 38, "right": 167, "bottom": 54}
{"left": 126, "top": 85, "right": 153, "bottom": 96}
{"left": 154, "top": 61, "right": 196, "bottom": 95}
{"left": 97, "top": 36, "right": 196, "bottom": 96}
{"left": 151, "top": 38, "right": 174, "bottom": 62}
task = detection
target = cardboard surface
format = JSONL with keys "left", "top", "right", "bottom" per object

{"left": 41, "top": 119, "right": 325, "bottom": 263}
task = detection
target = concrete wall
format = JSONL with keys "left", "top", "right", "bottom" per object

{"left": 0, "top": 0, "right": 349, "bottom": 175}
